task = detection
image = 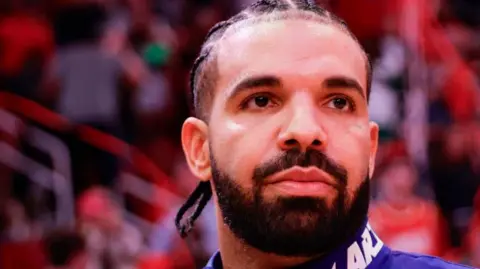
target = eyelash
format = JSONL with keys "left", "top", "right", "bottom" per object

{"left": 239, "top": 93, "right": 357, "bottom": 112}
{"left": 326, "top": 94, "right": 357, "bottom": 112}
{"left": 239, "top": 92, "right": 277, "bottom": 110}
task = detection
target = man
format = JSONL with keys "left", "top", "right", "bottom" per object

{"left": 369, "top": 148, "right": 449, "bottom": 257}
{"left": 175, "top": 0, "right": 473, "bottom": 268}
{"left": 46, "top": 1, "right": 141, "bottom": 195}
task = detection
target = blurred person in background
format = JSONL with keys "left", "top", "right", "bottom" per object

{"left": 77, "top": 186, "right": 143, "bottom": 269}
{"left": 424, "top": 0, "right": 480, "bottom": 253}
{"left": 430, "top": 124, "right": 479, "bottom": 250}
{"left": 0, "top": 0, "right": 54, "bottom": 99}
{"left": 43, "top": 0, "right": 141, "bottom": 195}
{"left": 43, "top": 229, "right": 87, "bottom": 269}
{"left": 0, "top": 199, "right": 40, "bottom": 242}
{"left": 131, "top": 33, "right": 176, "bottom": 148}
{"left": 369, "top": 143, "right": 449, "bottom": 257}
{"left": 367, "top": 35, "right": 406, "bottom": 142}
{"left": 432, "top": 0, "right": 479, "bottom": 125}
{"left": 135, "top": 42, "right": 173, "bottom": 130}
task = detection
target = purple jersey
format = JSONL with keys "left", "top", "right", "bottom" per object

{"left": 204, "top": 221, "right": 475, "bottom": 269}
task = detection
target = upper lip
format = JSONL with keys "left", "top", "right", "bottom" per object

{"left": 265, "top": 166, "right": 336, "bottom": 187}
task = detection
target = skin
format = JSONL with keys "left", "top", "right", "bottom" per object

{"left": 182, "top": 18, "right": 379, "bottom": 269}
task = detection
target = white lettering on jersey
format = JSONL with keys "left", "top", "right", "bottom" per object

{"left": 348, "top": 242, "right": 367, "bottom": 269}
{"left": 361, "top": 228, "right": 375, "bottom": 264}
{"left": 345, "top": 224, "right": 385, "bottom": 269}
{"left": 367, "top": 223, "right": 384, "bottom": 255}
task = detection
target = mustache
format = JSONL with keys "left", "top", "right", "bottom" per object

{"left": 252, "top": 149, "right": 348, "bottom": 187}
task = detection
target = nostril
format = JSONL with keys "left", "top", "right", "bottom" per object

{"left": 312, "top": 139, "right": 321, "bottom": 146}
{"left": 285, "top": 139, "right": 297, "bottom": 146}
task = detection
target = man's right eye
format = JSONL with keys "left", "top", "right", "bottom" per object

{"left": 240, "top": 94, "right": 278, "bottom": 110}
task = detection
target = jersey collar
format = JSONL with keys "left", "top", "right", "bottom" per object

{"left": 204, "top": 220, "right": 390, "bottom": 269}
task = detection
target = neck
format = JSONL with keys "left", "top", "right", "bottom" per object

{"left": 217, "top": 221, "right": 317, "bottom": 269}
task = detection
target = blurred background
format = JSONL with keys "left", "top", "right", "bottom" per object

{"left": 0, "top": 0, "right": 478, "bottom": 268}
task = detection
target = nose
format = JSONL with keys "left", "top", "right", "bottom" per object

{"left": 277, "top": 100, "right": 328, "bottom": 152}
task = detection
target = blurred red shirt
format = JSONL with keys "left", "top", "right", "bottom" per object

{"left": 369, "top": 199, "right": 449, "bottom": 257}
{"left": 0, "top": 12, "right": 53, "bottom": 76}
{"left": 137, "top": 253, "right": 175, "bottom": 269}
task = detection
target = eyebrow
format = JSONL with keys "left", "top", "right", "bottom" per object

{"left": 226, "top": 75, "right": 282, "bottom": 100}
{"left": 226, "top": 74, "right": 366, "bottom": 100}
{"left": 324, "top": 76, "right": 366, "bottom": 100}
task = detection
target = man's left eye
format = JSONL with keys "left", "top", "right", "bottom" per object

{"left": 327, "top": 97, "right": 354, "bottom": 111}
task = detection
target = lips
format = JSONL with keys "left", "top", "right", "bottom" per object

{"left": 265, "top": 166, "right": 337, "bottom": 187}
{"left": 263, "top": 166, "right": 338, "bottom": 196}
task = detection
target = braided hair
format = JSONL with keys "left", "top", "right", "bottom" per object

{"left": 175, "top": 0, "right": 372, "bottom": 238}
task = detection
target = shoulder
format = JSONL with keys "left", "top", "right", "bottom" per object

{"left": 388, "top": 250, "right": 474, "bottom": 269}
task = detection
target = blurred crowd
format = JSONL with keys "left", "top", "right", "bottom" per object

{"left": 0, "top": 0, "right": 478, "bottom": 268}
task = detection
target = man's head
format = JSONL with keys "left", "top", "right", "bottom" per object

{"left": 377, "top": 158, "right": 417, "bottom": 205}
{"left": 177, "top": 0, "right": 379, "bottom": 257}
{"left": 77, "top": 187, "right": 122, "bottom": 231}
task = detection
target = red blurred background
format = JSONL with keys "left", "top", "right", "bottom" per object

{"left": 0, "top": 0, "right": 478, "bottom": 268}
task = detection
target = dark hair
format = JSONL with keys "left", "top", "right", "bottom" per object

{"left": 53, "top": 3, "right": 107, "bottom": 46}
{"left": 176, "top": 0, "right": 372, "bottom": 238}
{"left": 189, "top": 0, "right": 372, "bottom": 121}
{"left": 43, "top": 229, "right": 85, "bottom": 266}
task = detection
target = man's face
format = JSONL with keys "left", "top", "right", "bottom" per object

{"left": 183, "top": 19, "right": 378, "bottom": 256}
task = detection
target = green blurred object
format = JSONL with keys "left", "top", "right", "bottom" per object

{"left": 143, "top": 43, "right": 171, "bottom": 67}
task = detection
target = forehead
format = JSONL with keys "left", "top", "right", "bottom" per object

{"left": 216, "top": 18, "right": 367, "bottom": 93}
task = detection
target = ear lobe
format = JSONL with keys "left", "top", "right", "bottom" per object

{"left": 368, "top": 121, "right": 379, "bottom": 179}
{"left": 181, "top": 117, "right": 211, "bottom": 182}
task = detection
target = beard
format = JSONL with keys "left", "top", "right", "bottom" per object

{"left": 211, "top": 148, "right": 371, "bottom": 257}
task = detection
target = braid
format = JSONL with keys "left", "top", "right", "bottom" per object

{"left": 189, "top": 184, "right": 213, "bottom": 224}
{"left": 290, "top": 0, "right": 312, "bottom": 9}
{"left": 251, "top": 0, "right": 289, "bottom": 11}
{"left": 189, "top": 48, "right": 212, "bottom": 115}
{"left": 175, "top": 181, "right": 212, "bottom": 238}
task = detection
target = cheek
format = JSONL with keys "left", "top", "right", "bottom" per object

{"left": 328, "top": 120, "right": 371, "bottom": 192}
{"left": 210, "top": 118, "right": 276, "bottom": 188}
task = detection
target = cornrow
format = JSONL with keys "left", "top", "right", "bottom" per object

{"left": 178, "top": 0, "right": 372, "bottom": 237}
{"left": 175, "top": 181, "right": 212, "bottom": 238}
{"left": 189, "top": 0, "right": 371, "bottom": 121}
{"left": 189, "top": 13, "right": 250, "bottom": 119}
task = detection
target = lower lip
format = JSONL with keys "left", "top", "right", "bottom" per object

{"left": 268, "top": 181, "right": 335, "bottom": 196}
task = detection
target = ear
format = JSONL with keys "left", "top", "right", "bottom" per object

{"left": 368, "top": 121, "right": 379, "bottom": 179}
{"left": 181, "top": 117, "right": 211, "bottom": 182}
